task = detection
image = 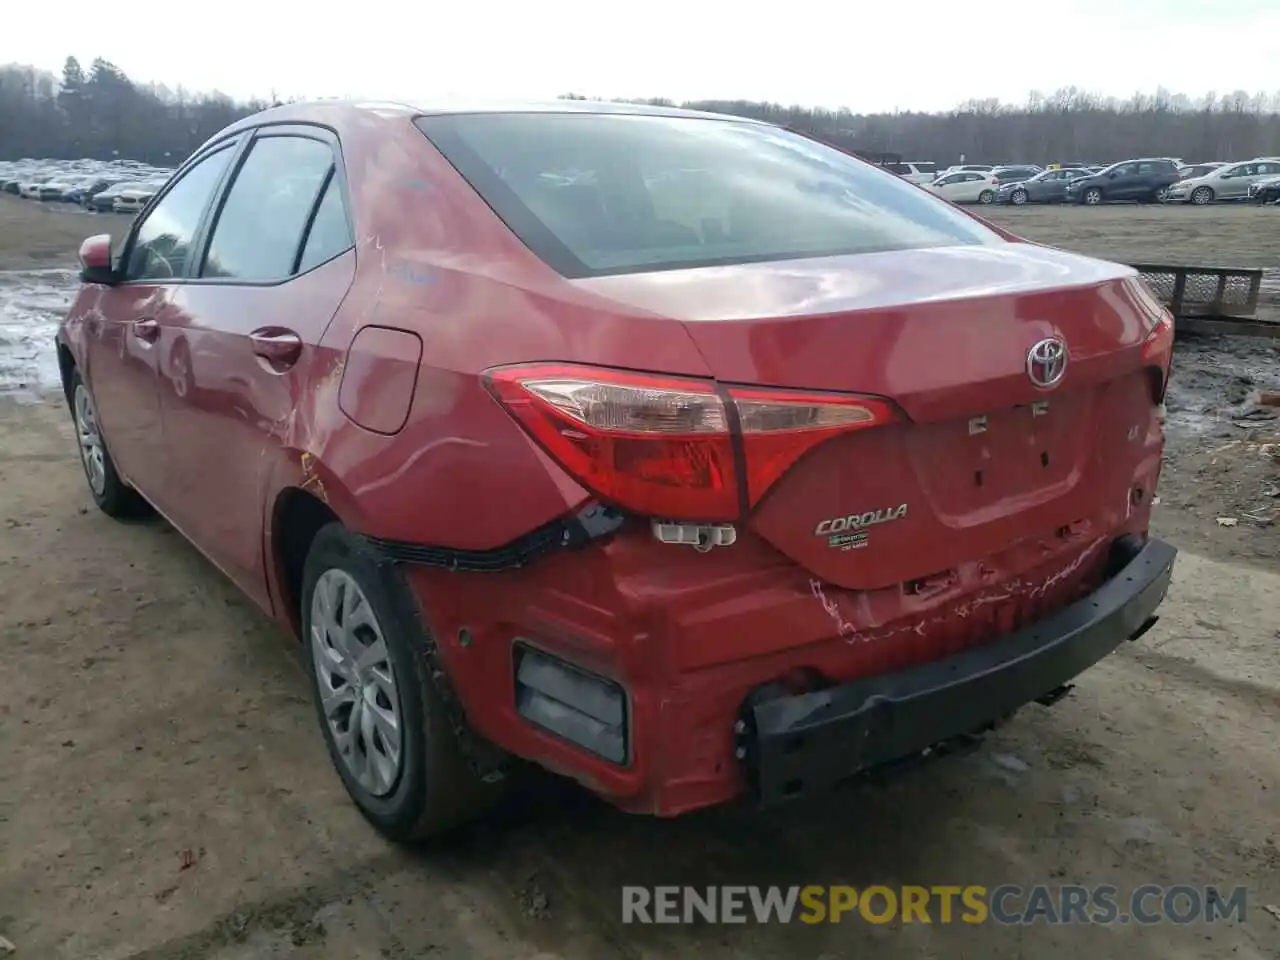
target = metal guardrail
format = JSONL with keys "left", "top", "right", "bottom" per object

{"left": 1130, "top": 263, "right": 1263, "bottom": 319}
{"left": 1130, "top": 263, "right": 1280, "bottom": 338}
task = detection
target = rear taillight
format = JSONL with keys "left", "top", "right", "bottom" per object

{"left": 1126, "top": 276, "right": 1175, "bottom": 403}
{"left": 483, "top": 364, "right": 900, "bottom": 521}
{"left": 1141, "top": 310, "right": 1175, "bottom": 402}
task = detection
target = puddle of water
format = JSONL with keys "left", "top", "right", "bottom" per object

{"left": 1164, "top": 333, "right": 1280, "bottom": 437}
{"left": 0, "top": 267, "right": 77, "bottom": 403}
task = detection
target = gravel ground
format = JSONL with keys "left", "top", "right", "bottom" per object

{"left": 1, "top": 195, "right": 1278, "bottom": 960}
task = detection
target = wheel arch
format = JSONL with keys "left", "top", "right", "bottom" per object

{"left": 264, "top": 450, "right": 369, "bottom": 638}
{"left": 269, "top": 486, "right": 341, "bottom": 639}
{"left": 57, "top": 340, "right": 77, "bottom": 404}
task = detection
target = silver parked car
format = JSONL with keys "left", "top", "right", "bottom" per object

{"left": 1166, "top": 159, "right": 1280, "bottom": 204}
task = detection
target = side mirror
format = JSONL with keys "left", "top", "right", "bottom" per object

{"left": 78, "top": 234, "right": 116, "bottom": 285}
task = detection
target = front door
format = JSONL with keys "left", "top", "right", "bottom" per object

{"left": 157, "top": 128, "right": 356, "bottom": 607}
{"left": 83, "top": 143, "right": 239, "bottom": 507}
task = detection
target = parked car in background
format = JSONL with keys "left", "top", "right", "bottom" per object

{"left": 925, "top": 169, "right": 1000, "bottom": 204}
{"left": 1065, "top": 158, "right": 1180, "bottom": 205}
{"left": 941, "top": 163, "right": 994, "bottom": 175}
{"left": 1, "top": 158, "right": 175, "bottom": 206}
{"left": 1166, "top": 159, "right": 1280, "bottom": 204}
{"left": 884, "top": 161, "right": 939, "bottom": 185}
{"left": 62, "top": 178, "right": 117, "bottom": 205}
{"left": 57, "top": 99, "right": 1177, "bottom": 842}
{"left": 996, "top": 167, "right": 1091, "bottom": 205}
{"left": 1249, "top": 174, "right": 1280, "bottom": 204}
{"left": 87, "top": 181, "right": 138, "bottom": 211}
{"left": 18, "top": 175, "right": 54, "bottom": 198}
{"left": 1176, "top": 162, "right": 1225, "bottom": 180}
{"left": 112, "top": 180, "right": 166, "bottom": 214}
{"left": 991, "top": 165, "right": 1043, "bottom": 185}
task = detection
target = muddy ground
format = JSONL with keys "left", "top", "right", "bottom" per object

{"left": 1, "top": 196, "right": 1278, "bottom": 960}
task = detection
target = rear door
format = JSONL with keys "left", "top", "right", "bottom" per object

{"left": 155, "top": 126, "right": 356, "bottom": 607}
{"left": 1041, "top": 169, "right": 1070, "bottom": 200}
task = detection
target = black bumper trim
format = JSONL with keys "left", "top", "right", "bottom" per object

{"left": 360, "top": 503, "right": 624, "bottom": 572}
{"left": 745, "top": 536, "right": 1178, "bottom": 805}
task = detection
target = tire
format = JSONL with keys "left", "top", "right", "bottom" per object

{"left": 1191, "top": 186, "right": 1214, "bottom": 205}
{"left": 301, "top": 522, "right": 505, "bottom": 842}
{"left": 68, "top": 369, "right": 153, "bottom": 519}
{"left": 1011, "top": 189, "right": 1028, "bottom": 205}
{"left": 1152, "top": 185, "right": 1171, "bottom": 203}
{"left": 978, "top": 190, "right": 995, "bottom": 204}
{"left": 1083, "top": 187, "right": 1103, "bottom": 205}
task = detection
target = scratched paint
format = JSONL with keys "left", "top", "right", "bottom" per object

{"left": 299, "top": 450, "right": 330, "bottom": 504}
{"left": 809, "top": 536, "right": 1108, "bottom": 646}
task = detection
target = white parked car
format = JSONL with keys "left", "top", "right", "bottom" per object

{"left": 925, "top": 169, "right": 1000, "bottom": 204}
{"left": 886, "top": 161, "right": 939, "bottom": 185}
{"left": 112, "top": 182, "right": 164, "bottom": 214}
{"left": 18, "top": 177, "right": 51, "bottom": 199}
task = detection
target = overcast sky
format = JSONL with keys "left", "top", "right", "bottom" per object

{"left": 5, "top": 0, "right": 1280, "bottom": 112}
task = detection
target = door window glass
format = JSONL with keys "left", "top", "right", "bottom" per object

{"left": 126, "top": 144, "right": 235, "bottom": 281}
{"left": 202, "top": 136, "right": 335, "bottom": 281}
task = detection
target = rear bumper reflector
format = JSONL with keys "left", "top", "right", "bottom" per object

{"left": 739, "top": 535, "right": 1178, "bottom": 805}
{"left": 514, "top": 644, "right": 629, "bottom": 764}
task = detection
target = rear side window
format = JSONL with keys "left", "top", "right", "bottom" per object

{"left": 297, "top": 174, "right": 354, "bottom": 273}
{"left": 416, "top": 113, "right": 1003, "bottom": 278}
{"left": 202, "top": 135, "right": 335, "bottom": 281}
{"left": 912, "top": 162, "right": 937, "bottom": 174}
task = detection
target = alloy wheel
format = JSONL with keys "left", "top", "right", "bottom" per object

{"left": 309, "top": 569, "right": 404, "bottom": 797}
{"left": 74, "top": 384, "right": 106, "bottom": 497}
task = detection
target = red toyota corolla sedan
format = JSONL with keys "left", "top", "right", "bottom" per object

{"left": 57, "top": 100, "right": 1177, "bottom": 841}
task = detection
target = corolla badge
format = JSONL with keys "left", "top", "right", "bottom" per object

{"left": 1026, "top": 337, "right": 1068, "bottom": 389}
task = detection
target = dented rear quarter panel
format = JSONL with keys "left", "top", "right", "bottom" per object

{"left": 292, "top": 113, "right": 715, "bottom": 552}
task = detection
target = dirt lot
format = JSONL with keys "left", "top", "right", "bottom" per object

{"left": 2, "top": 197, "right": 1279, "bottom": 959}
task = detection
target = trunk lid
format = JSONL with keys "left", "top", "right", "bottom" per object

{"left": 576, "top": 243, "right": 1160, "bottom": 590}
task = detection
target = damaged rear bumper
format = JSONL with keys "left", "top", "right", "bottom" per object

{"left": 741, "top": 535, "right": 1177, "bottom": 805}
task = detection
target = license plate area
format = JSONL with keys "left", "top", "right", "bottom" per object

{"left": 906, "top": 393, "right": 1089, "bottom": 515}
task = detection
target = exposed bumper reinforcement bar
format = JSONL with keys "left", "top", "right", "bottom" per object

{"left": 742, "top": 536, "right": 1178, "bottom": 806}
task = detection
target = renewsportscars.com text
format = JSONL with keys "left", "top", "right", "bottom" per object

{"left": 621, "top": 885, "right": 1248, "bottom": 925}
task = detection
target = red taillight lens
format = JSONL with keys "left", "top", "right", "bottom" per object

{"left": 483, "top": 364, "right": 900, "bottom": 521}
{"left": 729, "top": 386, "right": 899, "bottom": 506}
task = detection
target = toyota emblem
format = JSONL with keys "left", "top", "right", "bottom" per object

{"left": 1026, "top": 337, "right": 1068, "bottom": 389}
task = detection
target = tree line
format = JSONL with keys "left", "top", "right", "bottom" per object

{"left": 6, "top": 56, "right": 1280, "bottom": 166}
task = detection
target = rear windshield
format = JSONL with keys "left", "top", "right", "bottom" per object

{"left": 415, "top": 113, "right": 1004, "bottom": 278}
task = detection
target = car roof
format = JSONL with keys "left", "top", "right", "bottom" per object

{"left": 228, "top": 97, "right": 766, "bottom": 129}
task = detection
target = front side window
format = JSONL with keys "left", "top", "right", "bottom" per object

{"left": 126, "top": 144, "right": 235, "bottom": 281}
{"left": 202, "top": 135, "right": 335, "bottom": 281}
{"left": 417, "top": 113, "right": 1004, "bottom": 278}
